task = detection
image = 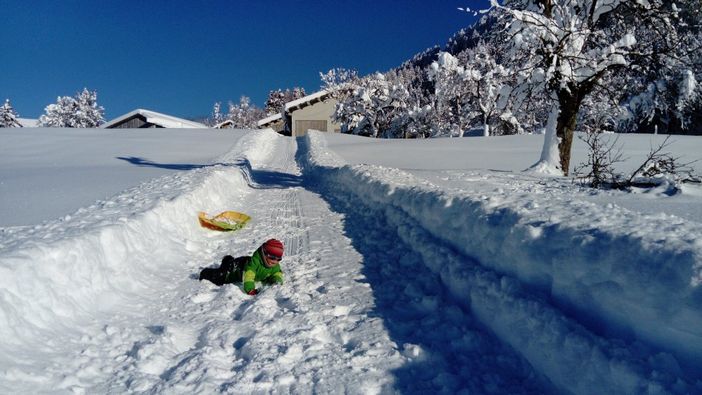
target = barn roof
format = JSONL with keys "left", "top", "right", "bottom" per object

{"left": 256, "top": 112, "right": 283, "bottom": 127}
{"left": 284, "top": 90, "right": 331, "bottom": 113}
{"left": 101, "top": 109, "right": 208, "bottom": 129}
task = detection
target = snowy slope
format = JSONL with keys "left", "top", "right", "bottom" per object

{"left": 0, "top": 127, "right": 241, "bottom": 226}
{"left": 0, "top": 128, "right": 700, "bottom": 394}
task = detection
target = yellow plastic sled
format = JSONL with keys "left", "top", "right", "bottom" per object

{"left": 198, "top": 211, "right": 251, "bottom": 231}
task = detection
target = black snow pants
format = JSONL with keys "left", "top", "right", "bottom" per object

{"left": 198, "top": 255, "right": 250, "bottom": 286}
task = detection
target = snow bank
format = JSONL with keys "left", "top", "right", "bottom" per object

{"left": 301, "top": 131, "right": 702, "bottom": 394}
{"left": 0, "top": 130, "right": 279, "bottom": 375}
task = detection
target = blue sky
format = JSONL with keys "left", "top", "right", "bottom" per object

{"left": 2, "top": 0, "right": 488, "bottom": 120}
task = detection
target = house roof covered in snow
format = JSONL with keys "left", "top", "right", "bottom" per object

{"left": 213, "top": 119, "right": 235, "bottom": 129}
{"left": 283, "top": 90, "right": 331, "bottom": 113}
{"left": 256, "top": 112, "right": 283, "bottom": 127}
{"left": 101, "top": 109, "right": 208, "bottom": 129}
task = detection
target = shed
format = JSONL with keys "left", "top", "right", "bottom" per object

{"left": 102, "top": 109, "right": 208, "bottom": 129}
{"left": 283, "top": 90, "right": 340, "bottom": 137}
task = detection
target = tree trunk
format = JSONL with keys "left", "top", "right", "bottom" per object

{"left": 533, "top": 104, "right": 561, "bottom": 174}
{"left": 556, "top": 88, "right": 584, "bottom": 176}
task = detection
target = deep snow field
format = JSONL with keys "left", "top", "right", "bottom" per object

{"left": 0, "top": 127, "right": 241, "bottom": 226}
{"left": 0, "top": 127, "right": 701, "bottom": 394}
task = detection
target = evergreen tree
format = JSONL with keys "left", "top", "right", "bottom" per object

{"left": 0, "top": 99, "right": 21, "bottom": 128}
{"left": 73, "top": 88, "right": 105, "bottom": 128}
{"left": 38, "top": 88, "right": 104, "bottom": 128}
{"left": 39, "top": 96, "right": 77, "bottom": 127}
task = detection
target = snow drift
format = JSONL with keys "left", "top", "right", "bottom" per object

{"left": 0, "top": 131, "right": 278, "bottom": 382}
{"left": 301, "top": 130, "right": 702, "bottom": 394}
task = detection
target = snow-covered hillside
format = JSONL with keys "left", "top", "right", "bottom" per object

{"left": 0, "top": 129, "right": 700, "bottom": 394}
{"left": 0, "top": 127, "right": 241, "bottom": 226}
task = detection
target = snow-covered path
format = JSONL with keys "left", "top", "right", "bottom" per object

{"left": 82, "top": 132, "right": 409, "bottom": 393}
{"left": 95, "top": 134, "right": 549, "bottom": 394}
{"left": 0, "top": 132, "right": 544, "bottom": 393}
{"left": 2, "top": 129, "right": 701, "bottom": 394}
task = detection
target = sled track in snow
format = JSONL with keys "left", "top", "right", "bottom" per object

{"left": 299, "top": 131, "right": 702, "bottom": 395}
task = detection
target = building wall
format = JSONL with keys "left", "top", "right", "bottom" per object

{"left": 290, "top": 99, "right": 340, "bottom": 136}
{"left": 107, "top": 115, "right": 162, "bottom": 129}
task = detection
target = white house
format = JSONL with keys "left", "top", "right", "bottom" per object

{"left": 102, "top": 109, "right": 208, "bottom": 129}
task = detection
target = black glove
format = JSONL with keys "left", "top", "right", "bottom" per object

{"left": 220, "top": 255, "right": 235, "bottom": 272}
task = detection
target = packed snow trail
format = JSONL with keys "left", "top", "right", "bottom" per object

{"left": 99, "top": 133, "right": 552, "bottom": 393}
{"left": 92, "top": 132, "right": 411, "bottom": 393}
{"left": 0, "top": 130, "right": 552, "bottom": 393}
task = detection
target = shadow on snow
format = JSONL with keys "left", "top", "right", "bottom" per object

{"left": 117, "top": 156, "right": 302, "bottom": 189}
{"left": 116, "top": 156, "right": 227, "bottom": 170}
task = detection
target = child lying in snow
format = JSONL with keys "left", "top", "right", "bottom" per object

{"left": 199, "top": 239, "right": 284, "bottom": 295}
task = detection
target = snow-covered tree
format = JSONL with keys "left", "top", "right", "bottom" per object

{"left": 320, "top": 68, "right": 359, "bottom": 94}
{"left": 0, "top": 99, "right": 21, "bottom": 128}
{"left": 460, "top": 42, "right": 511, "bottom": 136}
{"left": 38, "top": 88, "right": 104, "bottom": 128}
{"left": 225, "top": 96, "right": 265, "bottom": 129}
{"left": 264, "top": 90, "right": 287, "bottom": 115}
{"left": 428, "top": 52, "right": 469, "bottom": 137}
{"left": 210, "top": 102, "right": 225, "bottom": 126}
{"left": 264, "top": 88, "right": 306, "bottom": 115}
{"left": 73, "top": 88, "right": 105, "bottom": 128}
{"left": 333, "top": 72, "right": 410, "bottom": 138}
{"left": 39, "top": 96, "right": 78, "bottom": 127}
{"left": 394, "top": 65, "right": 436, "bottom": 138}
{"left": 490, "top": 0, "right": 698, "bottom": 175}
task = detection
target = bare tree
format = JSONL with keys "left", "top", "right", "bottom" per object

{"left": 573, "top": 132, "right": 624, "bottom": 188}
{"left": 575, "top": 134, "right": 700, "bottom": 190}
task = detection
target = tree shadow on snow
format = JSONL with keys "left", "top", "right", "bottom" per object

{"left": 116, "top": 156, "right": 231, "bottom": 170}
{"left": 295, "top": 137, "right": 555, "bottom": 394}
{"left": 116, "top": 156, "right": 302, "bottom": 188}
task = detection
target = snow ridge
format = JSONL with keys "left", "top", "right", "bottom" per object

{"left": 301, "top": 130, "right": 702, "bottom": 394}
{"left": 0, "top": 131, "right": 277, "bottom": 383}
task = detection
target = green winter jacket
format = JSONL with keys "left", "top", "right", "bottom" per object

{"left": 224, "top": 248, "right": 283, "bottom": 293}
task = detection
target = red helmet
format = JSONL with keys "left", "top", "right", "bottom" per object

{"left": 262, "top": 239, "right": 284, "bottom": 259}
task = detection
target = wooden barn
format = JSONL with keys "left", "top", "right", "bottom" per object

{"left": 102, "top": 109, "right": 208, "bottom": 129}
